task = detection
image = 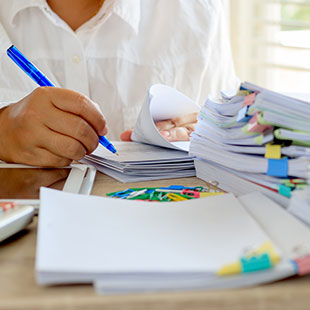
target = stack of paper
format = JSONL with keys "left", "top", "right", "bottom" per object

{"left": 84, "top": 85, "right": 200, "bottom": 182}
{"left": 288, "top": 188, "right": 310, "bottom": 226}
{"left": 36, "top": 188, "right": 310, "bottom": 294}
{"left": 190, "top": 82, "right": 310, "bottom": 208}
{"left": 83, "top": 141, "right": 195, "bottom": 183}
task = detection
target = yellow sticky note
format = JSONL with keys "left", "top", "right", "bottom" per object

{"left": 265, "top": 144, "right": 281, "bottom": 159}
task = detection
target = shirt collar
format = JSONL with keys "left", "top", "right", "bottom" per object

{"left": 112, "top": 0, "right": 141, "bottom": 34}
{"left": 7, "top": 0, "right": 46, "bottom": 26}
{"left": 7, "top": 0, "right": 141, "bottom": 34}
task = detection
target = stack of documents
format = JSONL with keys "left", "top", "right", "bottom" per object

{"left": 288, "top": 188, "right": 310, "bottom": 226}
{"left": 36, "top": 188, "right": 310, "bottom": 294}
{"left": 83, "top": 141, "right": 195, "bottom": 183}
{"left": 190, "top": 82, "right": 310, "bottom": 210}
{"left": 84, "top": 85, "right": 200, "bottom": 182}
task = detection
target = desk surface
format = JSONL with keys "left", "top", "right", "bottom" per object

{"left": 1, "top": 172, "right": 309, "bottom": 310}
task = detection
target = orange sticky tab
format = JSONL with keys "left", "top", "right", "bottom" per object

{"left": 265, "top": 144, "right": 281, "bottom": 159}
{"left": 242, "top": 93, "right": 256, "bottom": 107}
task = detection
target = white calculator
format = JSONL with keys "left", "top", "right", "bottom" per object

{"left": 0, "top": 203, "right": 35, "bottom": 242}
{"left": 0, "top": 163, "right": 96, "bottom": 242}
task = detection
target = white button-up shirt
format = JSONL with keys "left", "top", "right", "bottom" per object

{"left": 0, "top": 0, "right": 239, "bottom": 140}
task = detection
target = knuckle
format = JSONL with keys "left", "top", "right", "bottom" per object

{"left": 174, "top": 127, "right": 190, "bottom": 141}
{"left": 67, "top": 141, "right": 85, "bottom": 159}
{"left": 89, "top": 139, "right": 99, "bottom": 154}
{"left": 75, "top": 93, "right": 90, "bottom": 114}
{"left": 76, "top": 120, "right": 90, "bottom": 138}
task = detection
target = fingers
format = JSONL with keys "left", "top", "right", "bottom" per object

{"left": 160, "top": 123, "right": 197, "bottom": 142}
{"left": 156, "top": 112, "right": 198, "bottom": 131}
{"left": 120, "top": 129, "right": 133, "bottom": 141}
{"left": 155, "top": 112, "right": 198, "bottom": 142}
{"left": 16, "top": 147, "right": 72, "bottom": 167}
{"left": 43, "top": 107, "right": 99, "bottom": 154}
{"left": 38, "top": 126, "right": 87, "bottom": 160}
{"left": 34, "top": 148, "right": 72, "bottom": 167}
{"left": 41, "top": 87, "right": 107, "bottom": 136}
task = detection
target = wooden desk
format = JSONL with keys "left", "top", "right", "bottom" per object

{"left": 1, "top": 173, "right": 309, "bottom": 310}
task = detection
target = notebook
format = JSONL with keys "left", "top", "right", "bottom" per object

{"left": 36, "top": 188, "right": 310, "bottom": 294}
{"left": 83, "top": 85, "right": 200, "bottom": 182}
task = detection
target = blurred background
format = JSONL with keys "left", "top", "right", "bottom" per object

{"left": 225, "top": 0, "right": 310, "bottom": 94}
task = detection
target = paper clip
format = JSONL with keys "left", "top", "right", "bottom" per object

{"left": 166, "top": 193, "right": 188, "bottom": 201}
{"left": 110, "top": 189, "right": 134, "bottom": 199}
{"left": 181, "top": 189, "right": 200, "bottom": 198}
{"left": 127, "top": 189, "right": 148, "bottom": 199}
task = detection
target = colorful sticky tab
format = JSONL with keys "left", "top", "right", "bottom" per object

{"left": 293, "top": 255, "right": 310, "bottom": 276}
{"left": 254, "top": 134, "right": 264, "bottom": 145}
{"left": 242, "top": 124, "right": 259, "bottom": 135}
{"left": 242, "top": 93, "right": 256, "bottom": 108}
{"left": 241, "top": 253, "right": 272, "bottom": 273}
{"left": 278, "top": 184, "right": 292, "bottom": 198}
{"left": 265, "top": 144, "right": 281, "bottom": 159}
{"left": 217, "top": 241, "right": 280, "bottom": 276}
{"left": 237, "top": 90, "right": 252, "bottom": 96}
{"left": 236, "top": 106, "right": 251, "bottom": 122}
{"left": 267, "top": 158, "right": 288, "bottom": 177}
{"left": 248, "top": 112, "right": 272, "bottom": 133}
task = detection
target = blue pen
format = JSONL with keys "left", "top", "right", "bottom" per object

{"left": 7, "top": 45, "right": 118, "bottom": 156}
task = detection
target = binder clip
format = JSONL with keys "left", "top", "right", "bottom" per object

{"left": 242, "top": 92, "right": 257, "bottom": 108}
{"left": 248, "top": 112, "right": 272, "bottom": 133}
{"left": 237, "top": 106, "right": 251, "bottom": 123}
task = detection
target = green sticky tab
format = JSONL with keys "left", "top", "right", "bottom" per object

{"left": 242, "top": 124, "right": 258, "bottom": 135}
{"left": 254, "top": 135, "right": 263, "bottom": 145}
{"left": 241, "top": 253, "right": 272, "bottom": 273}
{"left": 278, "top": 184, "right": 292, "bottom": 198}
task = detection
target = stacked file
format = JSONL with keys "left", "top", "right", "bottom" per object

{"left": 83, "top": 84, "right": 200, "bottom": 183}
{"left": 288, "top": 188, "right": 310, "bottom": 226}
{"left": 84, "top": 141, "right": 195, "bottom": 183}
{"left": 36, "top": 188, "right": 310, "bottom": 293}
{"left": 190, "top": 82, "right": 310, "bottom": 210}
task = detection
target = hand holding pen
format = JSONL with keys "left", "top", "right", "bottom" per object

{"left": 0, "top": 45, "right": 117, "bottom": 167}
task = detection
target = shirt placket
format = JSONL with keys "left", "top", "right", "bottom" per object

{"left": 62, "top": 35, "right": 90, "bottom": 97}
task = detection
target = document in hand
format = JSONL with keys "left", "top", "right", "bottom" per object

{"left": 83, "top": 84, "right": 200, "bottom": 182}
{"left": 36, "top": 188, "right": 310, "bottom": 294}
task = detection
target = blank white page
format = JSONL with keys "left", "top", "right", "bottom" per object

{"left": 36, "top": 188, "right": 271, "bottom": 275}
{"left": 91, "top": 141, "right": 190, "bottom": 162}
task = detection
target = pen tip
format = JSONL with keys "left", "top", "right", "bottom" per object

{"left": 115, "top": 152, "right": 119, "bottom": 156}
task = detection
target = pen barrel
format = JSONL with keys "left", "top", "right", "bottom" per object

{"left": 99, "top": 136, "right": 117, "bottom": 154}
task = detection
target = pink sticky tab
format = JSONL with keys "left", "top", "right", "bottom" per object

{"left": 242, "top": 93, "right": 256, "bottom": 108}
{"left": 248, "top": 112, "right": 272, "bottom": 133}
{"left": 294, "top": 255, "right": 310, "bottom": 276}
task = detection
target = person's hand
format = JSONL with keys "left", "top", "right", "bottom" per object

{"left": 120, "top": 112, "right": 198, "bottom": 142}
{"left": 0, "top": 87, "right": 107, "bottom": 167}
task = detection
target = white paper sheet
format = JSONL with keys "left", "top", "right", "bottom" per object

{"left": 36, "top": 188, "right": 271, "bottom": 285}
{"left": 131, "top": 84, "right": 200, "bottom": 152}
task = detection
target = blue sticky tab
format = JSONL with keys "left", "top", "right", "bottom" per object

{"left": 278, "top": 184, "right": 292, "bottom": 198}
{"left": 241, "top": 253, "right": 272, "bottom": 273}
{"left": 237, "top": 106, "right": 251, "bottom": 122}
{"left": 267, "top": 158, "right": 288, "bottom": 177}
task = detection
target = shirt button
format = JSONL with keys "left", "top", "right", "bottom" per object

{"left": 72, "top": 56, "right": 81, "bottom": 64}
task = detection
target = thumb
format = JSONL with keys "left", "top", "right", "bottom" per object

{"left": 120, "top": 129, "right": 133, "bottom": 141}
